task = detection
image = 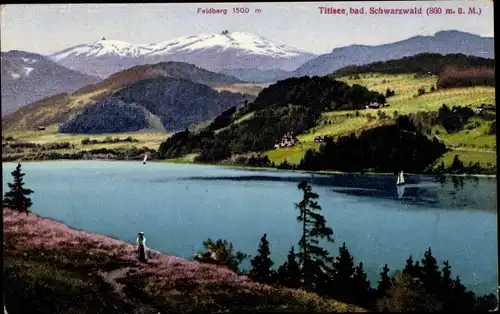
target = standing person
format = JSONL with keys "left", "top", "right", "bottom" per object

{"left": 137, "top": 232, "right": 147, "bottom": 262}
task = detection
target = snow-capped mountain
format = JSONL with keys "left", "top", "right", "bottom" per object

{"left": 48, "top": 32, "right": 317, "bottom": 78}
{"left": 1, "top": 50, "right": 101, "bottom": 116}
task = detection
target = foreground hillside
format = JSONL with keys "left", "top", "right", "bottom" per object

{"left": 2, "top": 61, "right": 247, "bottom": 132}
{"left": 1, "top": 50, "right": 101, "bottom": 116}
{"left": 3, "top": 208, "right": 364, "bottom": 313}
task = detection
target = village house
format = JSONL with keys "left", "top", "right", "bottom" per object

{"left": 274, "top": 132, "right": 298, "bottom": 149}
{"left": 314, "top": 135, "right": 326, "bottom": 143}
{"left": 365, "top": 101, "right": 390, "bottom": 109}
{"left": 475, "top": 103, "right": 496, "bottom": 114}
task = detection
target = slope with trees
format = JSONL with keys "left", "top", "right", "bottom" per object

{"left": 330, "top": 53, "right": 494, "bottom": 78}
{"left": 158, "top": 76, "right": 386, "bottom": 162}
{"left": 2, "top": 61, "right": 248, "bottom": 131}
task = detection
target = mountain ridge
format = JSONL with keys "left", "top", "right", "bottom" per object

{"left": 48, "top": 31, "right": 317, "bottom": 78}
{"left": 2, "top": 61, "right": 249, "bottom": 131}
{"left": 1, "top": 50, "right": 101, "bottom": 116}
{"left": 294, "top": 30, "right": 494, "bottom": 77}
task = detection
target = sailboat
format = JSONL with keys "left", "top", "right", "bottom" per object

{"left": 143, "top": 153, "right": 148, "bottom": 165}
{"left": 396, "top": 170, "right": 405, "bottom": 186}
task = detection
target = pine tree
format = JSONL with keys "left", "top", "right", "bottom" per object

{"left": 421, "top": 247, "right": 441, "bottom": 293}
{"left": 249, "top": 233, "right": 276, "bottom": 284}
{"left": 403, "top": 255, "right": 414, "bottom": 274}
{"left": 331, "top": 242, "right": 356, "bottom": 302}
{"left": 277, "top": 246, "right": 301, "bottom": 288}
{"left": 3, "top": 163, "right": 34, "bottom": 213}
{"left": 295, "top": 181, "right": 334, "bottom": 290}
{"left": 377, "top": 264, "right": 392, "bottom": 298}
{"left": 441, "top": 260, "right": 452, "bottom": 288}
{"left": 352, "top": 262, "right": 373, "bottom": 307}
{"left": 403, "top": 254, "right": 422, "bottom": 279}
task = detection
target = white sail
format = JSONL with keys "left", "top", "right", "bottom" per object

{"left": 143, "top": 153, "right": 148, "bottom": 163}
{"left": 396, "top": 171, "right": 405, "bottom": 185}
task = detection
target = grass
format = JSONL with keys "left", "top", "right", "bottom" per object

{"left": 261, "top": 73, "right": 496, "bottom": 166}
{"left": 436, "top": 150, "right": 497, "bottom": 168}
{"left": 215, "top": 83, "right": 270, "bottom": 97}
{"left": 264, "top": 115, "right": 393, "bottom": 165}
{"left": 3, "top": 126, "right": 170, "bottom": 151}
{"left": 265, "top": 142, "right": 319, "bottom": 165}
{"left": 431, "top": 119, "right": 496, "bottom": 150}
{"left": 3, "top": 208, "right": 365, "bottom": 313}
{"left": 337, "top": 74, "right": 495, "bottom": 115}
{"left": 167, "top": 153, "right": 199, "bottom": 163}
{"left": 1, "top": 90, "right": 107, "bottom": 131}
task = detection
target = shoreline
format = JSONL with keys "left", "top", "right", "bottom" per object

{"left": 2, "top": 158, "right": 496, "bottom": 178}
{"left": 3, "top": 208, "right": 365, "bottom": 313}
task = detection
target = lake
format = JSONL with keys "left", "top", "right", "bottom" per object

{"left": 2, "top": 161, "right": 498, "bottom": 296}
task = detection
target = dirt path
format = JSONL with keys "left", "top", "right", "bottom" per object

{"left": 98, "top": 265, "right": 159, "bottom": 314}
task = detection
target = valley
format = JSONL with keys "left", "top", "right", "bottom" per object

{"left": 2, "top": 5, "right": 497, "bottom": 314}
{"left": 3, "top": 71, "right": 496, "bottom": 173}
{"left": 1, "top": 32, "right": 496, "bottom": 175}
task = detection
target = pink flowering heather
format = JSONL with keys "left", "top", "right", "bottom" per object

{"left": 4, "top": 208, "right": 253, "bottom": 288}
{"left": 3, "top": 208, "right": 366, "bottom": 312}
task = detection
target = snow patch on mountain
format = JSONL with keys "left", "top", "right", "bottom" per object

{"left": 20, "top": 58, "right": 37, "bottom": 64}
{"left": 51, "top": 39, "right": 155, "bottom": 60}
{"left": 24, "top": 67, "right": 34, "bottom": 76}
{"left": 147, "top": 32, "right": 308, "bottom": 57}
{"left": 50, "top": 32, "right": 312, "bottom": 60}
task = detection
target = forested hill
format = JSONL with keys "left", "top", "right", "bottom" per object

{"left": 158, "top": 76, "right": 386, "bottom": 162}
{"left": 58, "top": 77, "right": 248, "bottom": 134}
{"left": 329, "top": 53, "right": 494, "bottom": 77}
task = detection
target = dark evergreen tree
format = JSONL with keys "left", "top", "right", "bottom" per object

{"left": 403, "top": 255, "right": 414, "bottom": 275}
{"left": 450, "top": 155, "right": 464, "bottom": 171}
{"left": 441, "top": 260, "right": 452, "bottom": 288}
{"left": 277, "top": 246, "right": 301, "bottom": 288}
{"left": 420, "top": 247, "right": 441, "bottom": 294}
{"left": 249, "top": 233, "right": 276, "bottom": 284}
{"left": 330, "top": 242, "right": 356, "bottom": 302}
{"left": 403, "top": 255, "right": 422, "bottom": 279}
{"left": 377, "top": 264, "right": 392, "bottom": 298}
{"left": 449, "top": 276, "right": 476, "bottom": 312}
{"left": 352, "top": 262, "right": 374, "bottom": 307}
{"left": 3, "top": 163, "right": 34, "bottom": 214}
{"left": 295, "top": 181, "right": 334, "bottom": 291}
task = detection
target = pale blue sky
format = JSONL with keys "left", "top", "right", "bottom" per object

{"left": 0, "top": 1, "right": 494, "bottom": 55}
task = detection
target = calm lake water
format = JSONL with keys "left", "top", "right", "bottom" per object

{"left": 2, "top": 161, "right": 498, "bottom": 295}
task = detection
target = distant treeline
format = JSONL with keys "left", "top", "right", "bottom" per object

{"left": 330, "top": 53, "right": 494, "bottom": 77}
{"left": 2, "top": 147, "right": 156, "bottom": 162}
{"left": 158, "top": 76, "right": 385, "bottom": 162}
{"left": 2, "top": 141, "right": 72, "bottom": 151}
{"left": 437, "top": 67, "right": 495, "bottom": 89}
{"left": 81, "top": 136, "right": 139, "bottom": 145}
